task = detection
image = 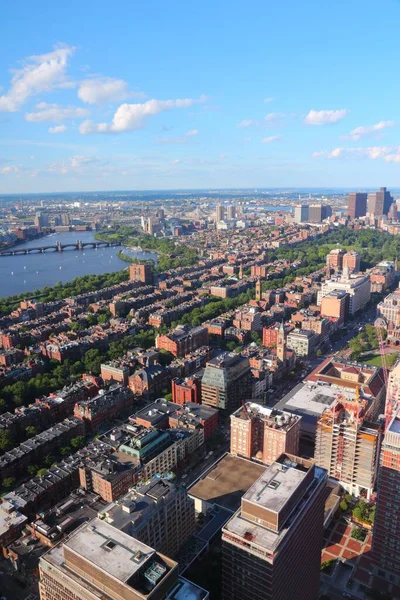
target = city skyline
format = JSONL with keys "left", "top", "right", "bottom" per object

{"left": 1, "top": 0, "right": 400, "bottom": 193}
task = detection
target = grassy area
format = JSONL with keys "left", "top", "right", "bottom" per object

{"left": 364, "top": 352, "right": 399, "bottom": 367}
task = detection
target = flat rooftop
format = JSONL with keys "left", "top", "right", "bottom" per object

{"left": 274, "top": 381, "right": 355, "bottom": 422}
{"left": 243, "top": 459, "right": 308, "bottom": 515}
{"left": 166, "top": 577, "right": 209, "bottom": 600}
{"left": 223, "top": 460, "right": 326, "bottom": 555}
{"left": 188, "top": 454, "right": 265, "bottom": 512}
{"left": 64, "top": 518, "right": 155, "bottom": 582}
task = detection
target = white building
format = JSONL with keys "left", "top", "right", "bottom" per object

{"left": 317, "top": 274, "right": 371, "bottom": 315}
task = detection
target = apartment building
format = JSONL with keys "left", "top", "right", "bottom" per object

{"left": 230, "top": 402, "right": 301, "bottom": 465}
{"left": 314, "top": 393, "right": 382, "bottom": 499}
{"left": 286, "top": 329, "right": 317, "bottom": 357}
{"left": 129, "top": 262, "right": 153, "bottom": 284}
{"left": 101, "top": 479, "right": 195, "bottom": 558}
{"left": 79, "top": 452, "right": 140, "bottom": 502}
{"left": 156, "top": 325, "right": 209, "bottom": 357}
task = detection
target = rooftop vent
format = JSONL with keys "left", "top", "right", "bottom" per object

{"left": 104, "top": 539, "right": 116, "bottom": 551}
{"left": 267, "top": 480, "right": 280, "bottom": 490}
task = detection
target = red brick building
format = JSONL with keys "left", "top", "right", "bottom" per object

{"left": 128, "top": 364, "right": 170, "bottom": 398}
{"left": 74, "top": 385, "right": 134, "bottom": 430}
{"left": 171, "top": 376, "right": 202, "bottom": 405}
{"left": 79, "top": 454, "right": 139, "bottom": 502}
{"left": 129, "top": 263, "right": 153, "bottom": 284}
{"left": 156, "top": 325, "right": 209, "bottom": 357}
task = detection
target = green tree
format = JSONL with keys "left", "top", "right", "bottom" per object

{"left": 37, "top": 468, "right": 48, "bottom": 476}
{"left": 0, "top": 429, "right": 15, "bottom": 451}
{"left": 2, "top": 477, "right": 16, "bottom": 490}
{"left": 60, "top": 446, "right": 71, "bottom": 456}
{"left": 70, "top": 435, "right": 85, "bottom": 450}
{"left": 25, "top": 425, "right": 37, "bottom": 438}
{"left": 28, "top": 465, "right": 39, "bottom": 476}
{"left": 83, "top": 349, "right": 103, "bottom": 375}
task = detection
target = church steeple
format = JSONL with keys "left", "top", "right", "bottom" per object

{"left": 255, "top": 278, "right": 261, "bottom": 301}
{"left": 277, "top": 321, "right": 286, "bottom": 365}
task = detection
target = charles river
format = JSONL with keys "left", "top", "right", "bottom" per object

{"left": 0, "top": 231, "right": 158, "bottom": 298}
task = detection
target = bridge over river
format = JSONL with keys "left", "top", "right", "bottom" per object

{"left": 0, "top": 240, "right": 121, "bottom": 256}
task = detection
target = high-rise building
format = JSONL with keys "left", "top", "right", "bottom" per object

{"left": 60, "top": 212, "right": 71, "bottom": 226}
{"left": 226, "top": 205, "right": 236, "bottom": 220}
{"left": 343, "top": 250, "right": 361, "bottom": 274}
{"left": 129, "top": 263, "right": 153, "bottom": 284}
{"left": 294, "top": 204, "right": 309, "bottom": 223}
{"left": 34, "top": 212, "right": 49, "bottom": 228}
{"left": 216, "top": 204, "right": 225, "bottom": 222}
{"left": 230, "top": 402, "right": 301, "bottom": 464}
{"left": 221, "top": 454, "right": 327, "bottom": 600}
{"left": 39, "top": 518, "right": 180, "bottom": 600}
{"left": 201, "top": 352, "right": 252, "bottom": 413}
{"left": 308, "top": 204, "right": 332, "bottom": 223}
{"left": 367, "top": 187, "right": 394, "bottom": 216}
{"left": 348, "top": 192, "right": 368, "bottom": 219}
{"left": 314, "top": 392, "right": 382, "bottom": 499}
{"left": 101, "top": 479, "right": 196, "bottom": 558}
{"left": 371, "top": 409, "right": 400, "bottom": 586}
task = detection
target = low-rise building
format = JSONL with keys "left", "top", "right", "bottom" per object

{"left": 74, "top": 384, "right": 134, "bottom": 430}
{"left": 156, "top": 325, "right": 209, "bottom": 357}
{"left": 286, "top": 329, "right": 318, "bottom": 357}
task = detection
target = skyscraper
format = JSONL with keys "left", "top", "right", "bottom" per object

{"left": 294, "top": 204, "right": 309, "bottom": 223}
{"left": 367, "top": 187, "right": 394, "bottom": 216}
{"left": 226, "top": 205, "right": 236, "bottom": 220}
{"left": 221, "top": 454, "right": 327, "bottom": 600}
{"left": 371, "top": 409, "right": 400, "bottom": 587}
{"left": 216, "top": 204, "right": 225, "bottom": 222}
{"left": 348, "top": 192, "right": 367, "bottom": 219}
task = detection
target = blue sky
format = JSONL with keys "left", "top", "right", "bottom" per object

{"left": 1, "top": 0, "right": 400, "bottom": 193}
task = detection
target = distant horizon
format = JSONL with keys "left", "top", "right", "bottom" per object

{"left": 1, "top": 185, "right": 400, "bottom": 199}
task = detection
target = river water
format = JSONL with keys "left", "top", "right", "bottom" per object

{"left": 0, "top": 231, "right": 158, "bottom": 298}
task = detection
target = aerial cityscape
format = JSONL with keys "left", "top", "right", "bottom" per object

{"left": 1, "top": 2, "right": 400, "bottom": 600}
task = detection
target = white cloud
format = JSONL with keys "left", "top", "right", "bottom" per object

{"left": 238, "top": 119, "right": 259, "bottom": 127}
{"left": 305, "top": 109, "right": 349, "bottom": 125}
{"left": 48, "top": 125, "right": 67, "bottom": 134}
{"left": 384, "top": 151, "right": 400, "bottom": 163}
{"left": 80, "top": 96, "right": 205, "bottom": 134}
{"left": 264, "top": 97, "right": 274, "bottom": 103}
{"left": 48, "top": 154, "right": 104, "bottom": 174}
{"left": 244, "top": 137, "right": 252, "bottom": 142}
{"left": 78, "top": 77, "right": 146, "bottom": 105}
{"left": 186, "top": 129, "right": 199, "bottom": 136}
{"left": 0, "top": 46, "right": 74, "bottom": 112}
{"left": 156, "top": 129, "right": 199, "bottom": 144}
{"left": 264, "top": 112, "right": 286, "bottom": 122}
{"left": 0, "top": 165, "right": 20, "bottom": 174}
{"left": 313, "top": 146, "right": 392, "bottom": 160}
{"left": 348, "top": 120, "right": 394, "bottom": 140}
{"left": 25, "top": 102, "right": 89, "bottom": 123}
{"left": 262, "top": 135, "right": 282, "bottom": 143}
{"left": 171, "top": 159, "right": 182, "bottom": 164}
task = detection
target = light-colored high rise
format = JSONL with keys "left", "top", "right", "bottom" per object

{"left": 314, "top": 392, "right": 382, "bottom": 499}
{"left": 317, "top": 273, "right": 371, "bottom": 315}
{"left": 226, "top": 205, "right": 236, "bottom": 220}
